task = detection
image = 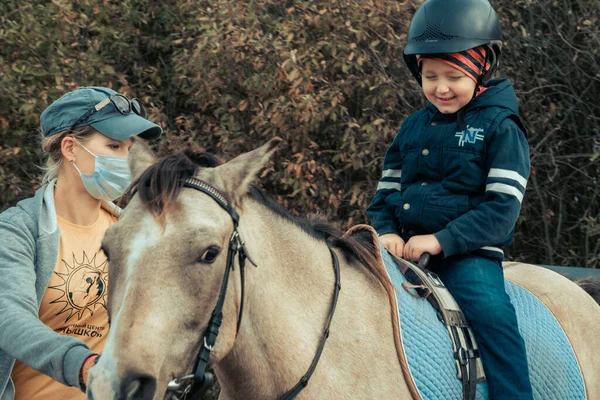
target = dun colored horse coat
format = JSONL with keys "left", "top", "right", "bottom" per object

{"left": 87, "top": 140, "right": 600, "bottom": 400}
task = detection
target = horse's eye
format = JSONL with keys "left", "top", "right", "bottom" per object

{"left": 198, "top": 246, "right": 221, "bottom": 264}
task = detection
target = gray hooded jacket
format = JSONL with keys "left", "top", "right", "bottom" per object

{"left": 0, "top": 181, "right": 120, "bottom": 399}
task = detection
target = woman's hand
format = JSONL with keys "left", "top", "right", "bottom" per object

{"left": 403, "top": 234, "right": 442, "bottom": 261}
{"left": 379, "top": 233, "right": 405, "bottom": 257}
{"left": 79, "top": 354, "right": 100, "bottom": 393}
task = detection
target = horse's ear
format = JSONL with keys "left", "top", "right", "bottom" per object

{"left": 128, "top": 137, "right": 157, "bottom": 181}
{"left": 215, "top": 138, "right": 282, "bottom": 207}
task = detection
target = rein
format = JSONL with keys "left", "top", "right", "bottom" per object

{"left": 166, "top": 177, "right": 341, "bottom": 400}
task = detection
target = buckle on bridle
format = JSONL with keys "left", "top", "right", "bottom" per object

{"left": 203, "top": 337, "right": 214, "bottom": 352}
{"left": 166, "top": 374, "right": 194, "bottom": 399}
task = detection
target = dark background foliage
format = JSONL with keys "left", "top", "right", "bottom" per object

{"left": 1, "top": 0, "right": 599, "bottom": 270}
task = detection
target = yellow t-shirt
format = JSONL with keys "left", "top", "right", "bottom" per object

{"left": 11, "top": 208, "right": 116, "bottom": 400}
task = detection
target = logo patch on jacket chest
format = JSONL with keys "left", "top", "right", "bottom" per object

{"left": 455, "top": 126, "right": 484, "bottom": 147}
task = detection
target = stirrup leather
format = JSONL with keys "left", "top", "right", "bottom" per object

{"left": 388, "top": 251, "right": 486, "bottom": 400}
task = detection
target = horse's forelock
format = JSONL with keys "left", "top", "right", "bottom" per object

{"left": 128, "top": 153, "right": 206, "bottom": 218}
{"left": 183, "top": 150, "right": 223, "bottom": 168}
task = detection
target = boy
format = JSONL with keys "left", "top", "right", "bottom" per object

{"left": 367, "top": 0, "right": 533, "bottom": 398}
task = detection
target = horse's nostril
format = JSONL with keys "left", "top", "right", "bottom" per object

{"left": 125, "top": 379, "right": 141, "bottom": 398}
{"left": 121, "top": 372, "right": 157, "bottom": 400}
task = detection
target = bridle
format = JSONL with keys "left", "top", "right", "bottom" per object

{"left": 166, "top": 177, "right": 341, "bottom": 400}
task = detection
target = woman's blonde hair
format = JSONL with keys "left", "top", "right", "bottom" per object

{"left": 40, "top": 126, "right": 97, "bottom": 184}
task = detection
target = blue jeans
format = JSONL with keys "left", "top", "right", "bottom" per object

{"left": 429, "top": 255, "right": 533, "bottom": 400}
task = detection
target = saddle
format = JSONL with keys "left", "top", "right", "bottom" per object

{"left": 344, "top": 225, "right": 587, "bottom": 399}
{"left": 344, "top": 225, "right": 485, "bottom": 400}
{"left": 390, "top": 251, "right": 486, "bottom": 400}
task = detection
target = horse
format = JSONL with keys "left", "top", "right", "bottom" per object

{"left": 87, "top": 138, "right": 600, "bottom": 400}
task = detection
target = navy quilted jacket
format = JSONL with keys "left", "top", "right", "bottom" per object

{"left": 367, "top": 79, "right": 530, "bottom": 260}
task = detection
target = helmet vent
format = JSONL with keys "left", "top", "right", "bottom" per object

{"left": 414, "top": 20, "right": 455, "bottom": 42}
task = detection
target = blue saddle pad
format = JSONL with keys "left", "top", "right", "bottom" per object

{"left": 380, "top": 248, "right": 586, "bottom": 400}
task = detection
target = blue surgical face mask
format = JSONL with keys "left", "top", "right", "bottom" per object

{"left": 71, "top": 140, "right": 131, "bottom": 201}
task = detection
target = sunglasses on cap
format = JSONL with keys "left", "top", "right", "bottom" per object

{"left": 69, "top": 94, "right": 147, "bottom": 132}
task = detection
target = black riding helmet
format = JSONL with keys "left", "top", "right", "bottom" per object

{"left": 403, "top": 0, "right": 502, "bottom": 86}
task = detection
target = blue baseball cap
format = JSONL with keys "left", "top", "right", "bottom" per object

{"left": 40, "top": 86, "right": 162, "bottom": 140}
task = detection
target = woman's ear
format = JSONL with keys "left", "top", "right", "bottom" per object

{"left": 61, "top": 136, "right": 77, "bottom": 163}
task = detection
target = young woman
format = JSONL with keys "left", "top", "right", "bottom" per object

{"left": 0, "top": 86, "right": 162, "bottom": 399}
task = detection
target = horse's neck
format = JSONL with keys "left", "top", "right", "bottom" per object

{"left": 215, "top": 204, "right": 406, "bottom": 399}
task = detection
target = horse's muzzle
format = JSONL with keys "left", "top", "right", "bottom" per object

{"left": 87, "top": 368, "right": 158, "bottom": 400}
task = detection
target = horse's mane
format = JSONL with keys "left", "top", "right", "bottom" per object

{"left": 126, "top": 151, "right": 378, "bottom": 268}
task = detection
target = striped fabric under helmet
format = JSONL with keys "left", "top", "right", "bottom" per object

{"left": 418, "top": 46, "right": 491, "bottom": 83}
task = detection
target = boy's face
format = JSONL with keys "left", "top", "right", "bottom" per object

{"left": 421, "top": 59, "right": 477, "bottom": 114}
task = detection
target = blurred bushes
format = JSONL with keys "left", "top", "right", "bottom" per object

{"left": 1, "top": 0, "right": 598, "bottom": 268}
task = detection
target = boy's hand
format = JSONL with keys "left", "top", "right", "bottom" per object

{"left": 379, "top": 233, "right": 405, "bottom": 257}
{"left": 404, "top": 234, "right": 442, "bottom": 261}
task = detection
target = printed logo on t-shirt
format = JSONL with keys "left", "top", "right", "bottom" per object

{"left": 49, "top": 251, "right": 108, "bottom": 323}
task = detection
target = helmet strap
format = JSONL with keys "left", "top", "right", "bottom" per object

{"left": 479, "top": 43, "right": 501, "bottom": 86}
{"left": 404, "top": 53, "right": 422, "bottom": 86}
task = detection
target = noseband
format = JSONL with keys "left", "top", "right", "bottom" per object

{"left": 166, "top": 177, "right": 341, "bottom": 400}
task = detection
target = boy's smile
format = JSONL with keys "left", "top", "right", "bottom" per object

{"left": 438, "top": 95, "right": 457, "bottom": 103}
{"left": 420, "top": 58, "right": 477, "bottom": 114}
